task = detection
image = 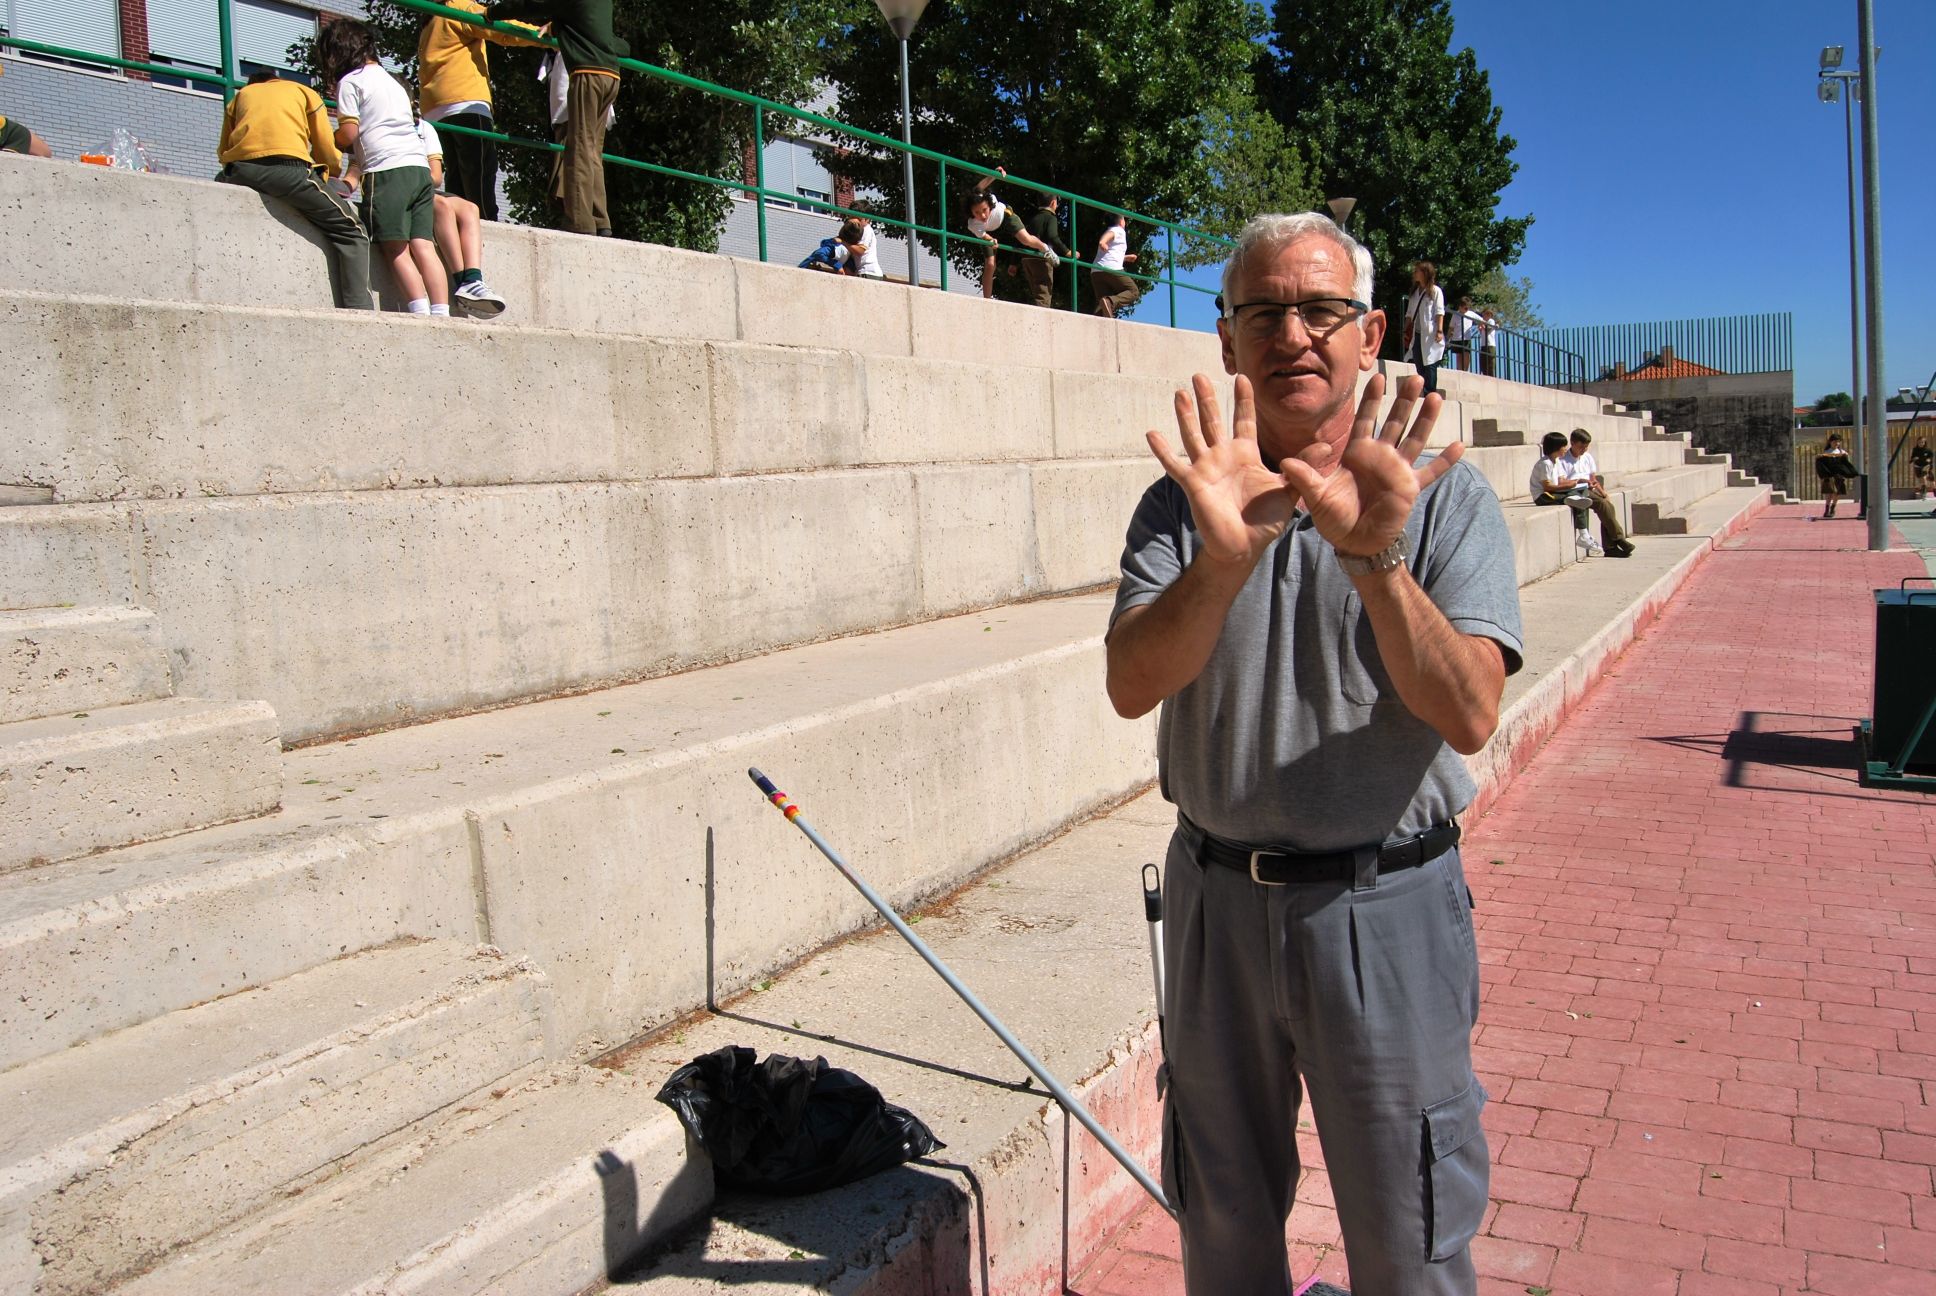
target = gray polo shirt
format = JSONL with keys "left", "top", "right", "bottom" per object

{"left": 1110, "top": 458, "right": 1523, "bottom": 852}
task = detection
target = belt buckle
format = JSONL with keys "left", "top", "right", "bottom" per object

{"left": 1248, "top": 850, "right": 1286, "bottom": 887}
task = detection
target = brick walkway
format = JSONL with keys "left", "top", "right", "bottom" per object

{"left": 1077, "top": 505, "right": 1936, "bottom": 1296}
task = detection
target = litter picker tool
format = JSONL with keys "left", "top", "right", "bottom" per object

{"left": 748, "top": 767, "right": 1174, "bottom": 1217}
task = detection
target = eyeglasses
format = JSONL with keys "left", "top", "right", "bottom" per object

{"left": 1218, "top": 297, "right": 1369, "bottom": 336}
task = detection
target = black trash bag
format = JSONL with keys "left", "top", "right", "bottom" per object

{"left": 655, "top": 1045, "right": 945, "bottom": 1195}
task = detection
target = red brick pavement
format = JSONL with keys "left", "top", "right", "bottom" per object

{"left": 1077, "top": 506, "right": 1936, "bottom": 1295}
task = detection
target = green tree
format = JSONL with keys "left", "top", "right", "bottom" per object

{"left": 1256, "top": 0, "right": 1530, "bottom": 345}
{"left": 820, "top": 0, "right": 1291, "bottom": 309}
{"left": 1469, "top": 267, "right": 1541, "bottom": 329}
{"left": 299, "top": 1, "right": 864, "bottom": 248}
{"left": 1813, "top": 392, "right": 1853, "bottom": 410}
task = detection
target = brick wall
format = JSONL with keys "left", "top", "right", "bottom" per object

{"left": 0, "top": 54, "right": 224, "bottom": 178}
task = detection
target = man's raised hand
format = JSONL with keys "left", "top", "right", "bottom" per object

{"left": 1146, "top": 374, "right": 1299, "bottom": 568}
{"left": 1278, "top": 374, "right": 1464, "bottom": 558}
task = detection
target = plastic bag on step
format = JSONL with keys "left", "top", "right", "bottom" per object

{"left": 82, "top": 127, "right": 163, "bottom": 172}
{"left": 655, "top": 1045, "right": 944, "bottom": 1195}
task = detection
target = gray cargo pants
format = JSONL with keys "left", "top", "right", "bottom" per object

{"left": 1159, "top": 819, "right": 1488, "bottom": 1296}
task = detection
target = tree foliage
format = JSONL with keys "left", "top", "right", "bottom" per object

{"left": 1257, "top": 0, "right": 1529, "bottom": 341}
{"left": 819, "top": 0, "right": 1306, "bottom": 306}
{"left": 300, "top": 1, "right": 864, "bottom": 248}
{"left": 1469, "top": 267, "right": 1541, "bottom": 329}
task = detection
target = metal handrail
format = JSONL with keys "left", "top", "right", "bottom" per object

{"left": 0, "top": 0, "right": 1228, "bottom": 325}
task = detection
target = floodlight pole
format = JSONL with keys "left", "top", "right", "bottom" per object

{"left": 1841, "top": 83, "right": 1862, "bottom": 469}
{"left": 897, "top": 36, "right": 919, "bottom": 289}
{"left": 876, "top": 2, "right": 929, "bottom": 290}
{"left": 1855, "top": 1, "right": 1887, "bottom": 550}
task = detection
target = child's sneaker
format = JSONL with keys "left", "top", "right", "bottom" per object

{"left": 454, "top": 279, "right": 507, "bottom": 320}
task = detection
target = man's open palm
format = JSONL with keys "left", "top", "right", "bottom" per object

{"left": 1147, "top": 375, "right": 1298, "bottom": 567}
{"left": 1280, "top": 374, "right": 1464, "bottom": 557}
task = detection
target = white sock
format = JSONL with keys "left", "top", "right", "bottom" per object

{"left": 429, "top": 303, "right": 450, "bottom": 317}
{"left": 406, "top": 298, "right": 430, "bottom": 315}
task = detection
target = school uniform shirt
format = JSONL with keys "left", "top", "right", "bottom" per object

{"left": 850, "top": 234, "right": 885, "bottom": 278}
{"left": 1559, "top": 449, "right": 1597, "bottom": 483}
{"left": 416, "top": 119, "right": 445, "bottom": 189}
{"left": 1530, "top": 456, "right": 1572, "bottom": 498}
{"left": 416, "top": 0, "right": 543, "bottom": 120}
{"left": 1095, "top": 227, "right": 1128, "bottom": 271}
{"left": 1405, "top": 284, "right": 1446, "bottom": 365}
{"left": 217, "top": 78, "right": 342, "bottom": 173}
{"left": 335, "top": 64, "right": 429, "bottom": 174}
{"left": 492, "top": 0, "right": 627, "bottom": 75}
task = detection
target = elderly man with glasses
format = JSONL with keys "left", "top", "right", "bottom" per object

{"left": 1105, "top": 211, "right": 1523, "bottom": 1295}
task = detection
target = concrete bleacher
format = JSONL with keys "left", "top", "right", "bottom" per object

{"left": 0, "top": 152, "right": 1777, "bottom": 1296}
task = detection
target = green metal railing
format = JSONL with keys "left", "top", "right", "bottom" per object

{"left": 1, "top": 0, "right": 1229, "bottom": 326}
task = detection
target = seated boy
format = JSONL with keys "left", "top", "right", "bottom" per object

{"left": 1532, "top": 431, "right": 1634, "bottom": 557}
{"left": 416, "top": 117, "right": 508, "bottom": 318}
{"left": 217, "top": 70, "right": 373, "bottom": 309}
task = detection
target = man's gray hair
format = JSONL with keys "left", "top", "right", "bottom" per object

{"left": 1220, "top": 212, "right": 1375, "bottom": 313}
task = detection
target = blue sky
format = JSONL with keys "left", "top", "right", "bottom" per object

{"left": 1172, "top": 0, "right": 1932, "bottom": 405}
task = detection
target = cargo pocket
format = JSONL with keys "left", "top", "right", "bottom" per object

{"left": 1158, "top": 1064, "right": 1187, "bottom": 1215}
{"left": 1423, "top": 1080, "right": 1488, "bottom": 1262}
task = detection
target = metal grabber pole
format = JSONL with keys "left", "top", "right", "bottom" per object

{"left": 1141, "top": 863, "right": 1165, "bottom": 1037}
{"left": 748, "top": 768, "right": 1175, "bottom": 1217}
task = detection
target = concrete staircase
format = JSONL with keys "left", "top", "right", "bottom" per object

{"left": 0, "top": 151, "right": 1774, "bottom": 1296}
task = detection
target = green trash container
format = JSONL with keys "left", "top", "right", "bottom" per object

{"left": 1863, "top": 577, "right": 1936, "bottom": 789}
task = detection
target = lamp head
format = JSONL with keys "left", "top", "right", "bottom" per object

{"left": 1324, "top": 196, "right": 1357, "bottom": 227}
{"left": 874, "top": 0, "right": 930, "bottom": 40}
{"left": 1820, "top": 45, "right": 1844, "bottom": 70}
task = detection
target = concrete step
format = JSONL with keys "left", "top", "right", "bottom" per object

{"left": 0, "top": 940, "right": 552, "bottom": 1296}
{"left": 0, "top": 696, "right": 280, "bottom": 872}
{"left": 0, "top": 461, "right": 1155, "bottom": 744}
{"left": 116, "top": 1064, "right": 709, "bottom": 1296}
{"left": 1, "top": 605, "right": 171, "bottom": 724}
{"left": 0, "top": 593, "right": 1152, "bottom": 1072}
{"left": 0, "top": 155, "right": 1222, "bottom": 387}
{"left": 0, "top": 290, "right": 1203, "bottom": 504}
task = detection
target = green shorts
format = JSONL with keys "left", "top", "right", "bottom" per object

{"left": 360, "top": 165, "right": 434, "bottom": 243}
{"left": 0, "top": 117, "right": 34, "bottom": 154}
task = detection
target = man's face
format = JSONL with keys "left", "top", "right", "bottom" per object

{"left": 1217, "top": 235, "right": 1385, "bottom": 443}
{"left": 970, "top": 199, "right": 991, "bottom": 221}
{"left": 1570, "top": 438, "right": 1588, "bottom": 458}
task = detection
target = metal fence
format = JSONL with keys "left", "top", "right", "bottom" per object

{"left": 1790, "top": 423, "right": 1936, "bottom": 501}
{"left": 1526, "top": 312, "right": 1794, "bottom": 380}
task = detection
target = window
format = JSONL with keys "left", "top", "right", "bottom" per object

{"left": 797, "top": 187, "right": 831, "bottom": 207}
{"left": 144, "top": 0, "right": 313, "bottom": 89}
{"left": 3, "top": 0, "right": 122, "bottom": 64}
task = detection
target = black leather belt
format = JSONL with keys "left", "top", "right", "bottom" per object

{"left": 1187, "top": 818, "right": 1461, "bottom": 886}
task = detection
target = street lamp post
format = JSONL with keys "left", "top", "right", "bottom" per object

{"left": 1818, "top": 51, "right": 1862, "bottom": 484}
{"left": 875, "top": 1, "right": 930, "bottom": 289}
{"left": 1854, "top": 2, "right": 1887, "bottom": 551}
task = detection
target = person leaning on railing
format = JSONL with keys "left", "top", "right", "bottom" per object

{"left": 1478, "top": 308, "right": 1498, "bottom": 376}
{"left": 1021, "top": 195, "right": 1074, "bottom": 309}
{"left": 216, "top": 69, "right": 373, "bottom": 310}
{"left": 964, "top": 167, "right": 1059, "bottom": 301}
{"left": 487, "top": 0, "right": 627, "bottom": 237}
{"left": 415, "top": 0, "right": 544, "bottom": 223}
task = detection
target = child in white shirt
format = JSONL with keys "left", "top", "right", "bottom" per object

{"left": 320, "top": 21, "right": 449, "bottom": 317}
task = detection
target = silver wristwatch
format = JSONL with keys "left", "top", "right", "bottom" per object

{"left": 1333, "top": 532, "right": 1413, "bottom": 577}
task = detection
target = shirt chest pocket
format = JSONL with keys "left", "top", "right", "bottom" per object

{"left": 1338, "top": 591, "right": 1394, "bottom": 706}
